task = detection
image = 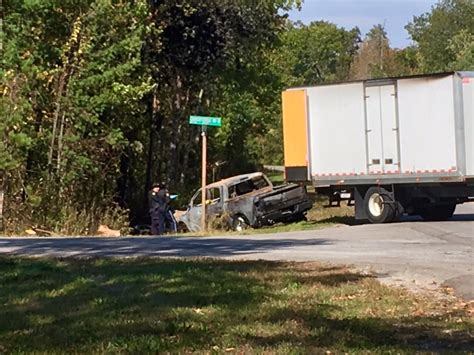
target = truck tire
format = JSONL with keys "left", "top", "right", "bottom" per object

{"left": 232, "top": 215, "right": 249, "bottom": 232}
{"left": 419, "top": 204, "right": 456, "bottom": 221}
{"left": 177, "top": 222, "right": 189, "bottom": 233}
{"left": 363, "top": 187, "right": 396, "bottom": 224}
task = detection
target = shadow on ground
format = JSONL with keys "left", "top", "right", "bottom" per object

{"left": 319, "top": 213, "right": 474, "bottom": 225}
{"left": 0, "top": 258, "right": 471, "bottom": 353}
{"left": 0, "top": 237, "right": 331, "bottom": 258}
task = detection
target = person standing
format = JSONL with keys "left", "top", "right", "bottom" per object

{"left": 159, "top": 182, "right": 178, "bottom": 233}
{"left": 148, "top": 182, "right": 177, "bottom": 235}
{"left": 148, "top": 182, "right": 166, "bottom": 235}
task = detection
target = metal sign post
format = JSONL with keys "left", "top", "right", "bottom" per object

{"left": 189, "top": 115, "right": 222, "bottom": 232}
{"left": 201, "top": 126, "right": 207, "bottom": 232}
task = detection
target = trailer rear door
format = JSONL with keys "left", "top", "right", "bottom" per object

{"left": 365, "top": 84, "right": 400, "bottom": 174}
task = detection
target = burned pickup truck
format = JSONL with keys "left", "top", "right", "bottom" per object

{"left": 177, "top": 172, "right": 313, "bottom": 232}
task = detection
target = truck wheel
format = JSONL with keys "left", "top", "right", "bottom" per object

{"left": 419, "top": 204, "right": 456, "bottom": 221}
{"left": 364, "top": 187, "right": 396, "bottom": 224}
{"left": 177, "top": 222, "right": 189, "bottom": 233}
{"left": 232, "top": 215, "right": 249, "bottom": 232}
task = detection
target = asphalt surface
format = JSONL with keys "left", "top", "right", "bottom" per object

{"left": 1, "top": 203, "right": 472, "bottom": 300}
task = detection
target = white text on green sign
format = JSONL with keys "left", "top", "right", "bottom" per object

{"left": 189, "top": 116, "right": 222, "bottom": 127}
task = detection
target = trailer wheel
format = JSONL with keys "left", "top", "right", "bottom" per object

{"left": 364, "top": 187, "right": 396, "bottom": 224}
{"left": 419, "top": 204, "right": 456, "bottom": 221}
{"left": 232, "top": 215, "right": 249, "bottom": 232}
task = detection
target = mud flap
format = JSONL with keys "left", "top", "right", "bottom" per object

{"left": 354, "top": 187, "right": 368, "bottom": 220}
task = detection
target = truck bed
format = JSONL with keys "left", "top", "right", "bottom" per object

{"left": 255, "top": 184, "right": 313, "bottom": 224}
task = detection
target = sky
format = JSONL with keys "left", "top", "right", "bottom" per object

{"left": 288, "top": 0, "right": 439, "bottom": 48}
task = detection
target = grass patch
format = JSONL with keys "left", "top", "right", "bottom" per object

{"left": 0, "top": 257, "right": 472, "bottom": 353}
{"left": 266, "top": 171, "right": 285, "bottom": 185}
{"left": 306, "top": 194, "right": 355, "bottom": 223}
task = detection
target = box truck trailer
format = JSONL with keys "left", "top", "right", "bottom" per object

{"left": 282, "top": 71, "right": 474, "bottom": 223}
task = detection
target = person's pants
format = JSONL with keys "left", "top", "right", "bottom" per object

{"left": 164, "top": 210, "right": 177, "bottom": 233}
{"left": 151, "top": 212, "right": 165, "bottom": 235}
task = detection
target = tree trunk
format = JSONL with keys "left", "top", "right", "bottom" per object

{"left": 117, "top": 149, "right": 130, "bottom": 208}
{"left": 144, "top": 93, "right": 161, "bottom": 202}
{"left": 48, "top": 72, "right": 67, "bottom": 167}
{"left": 56, "top": 112, "right": 66, "bottom": 172}
{"left": 0, "top": 174, "right": 4, "bottom": 232}
{"left": 48, "top": 16, "right": 83, "bottom": 170}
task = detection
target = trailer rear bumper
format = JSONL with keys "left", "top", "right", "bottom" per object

{"left": 312, "top": 174, "right": 473, "bottom": 187}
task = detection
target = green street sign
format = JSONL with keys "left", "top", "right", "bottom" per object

{"left": 189, "top": 115, "right": 222, "bottom": 127}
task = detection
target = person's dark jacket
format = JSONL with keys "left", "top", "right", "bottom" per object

{"left": 149, "top": 189, "right": 170, "bottom": 214}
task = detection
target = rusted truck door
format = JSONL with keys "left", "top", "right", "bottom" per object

{"left": 187, "top": 187, "right": 224, "bottom": 230}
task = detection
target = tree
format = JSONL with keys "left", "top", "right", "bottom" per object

{"left": 350, "top": 24, "right": 417, "bottom": 80}
{"left": 226, "top": 20, "right": 360, "bottom": 168}
{"left": 142, "top": 0, "right": 301, "bottom": 192}
{"left": 1, "top": 0, "right": 152, "bottom": 233}
{"left": 276, "top": 21, "right": 360, "bottom": 86}
{"left": 448, "top": 30, "right": 474, "bottom": 70}
{"left": 1, "top": 0, "right": 302, "bottom": 232}
{"left": 406, "top": 0, "right": 474, "bottom": 72}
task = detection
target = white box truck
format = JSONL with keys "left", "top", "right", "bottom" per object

{"left": 282, "top": 71, "right": 474, "bottom": 223}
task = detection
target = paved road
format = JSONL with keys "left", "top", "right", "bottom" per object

{"left": 1, "top": 203, "right": 472, "bottom": 299}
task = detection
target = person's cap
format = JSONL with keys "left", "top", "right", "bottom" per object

{"left": 152, "top": 182, "right": 160, "bottom": 188}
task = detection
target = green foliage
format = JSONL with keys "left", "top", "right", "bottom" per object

{"left": 141, "top": 0, "right": 300, "bottom": 189}
{"left": 1, "top": 0, "right": 302, "bottom": 232}
{"left": 448, "top": 30, "right": 474, "bottom": 70}
{"left": 0, "top": 69, "right": 35, "bottom": 173}
{"left": 406, "top": 0, "right": 474, "bottom": 71}
{"left": 208, "top": 20, "right": 361, "bottom": 173}
{"left": 1, "top": 0, "right": 151, "bottom": 233}
{"left": 7, "top": 0, "right": 470, "bottom": 233}
{"left": 278, "top": 21, "right": 360, "bottom": 86}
